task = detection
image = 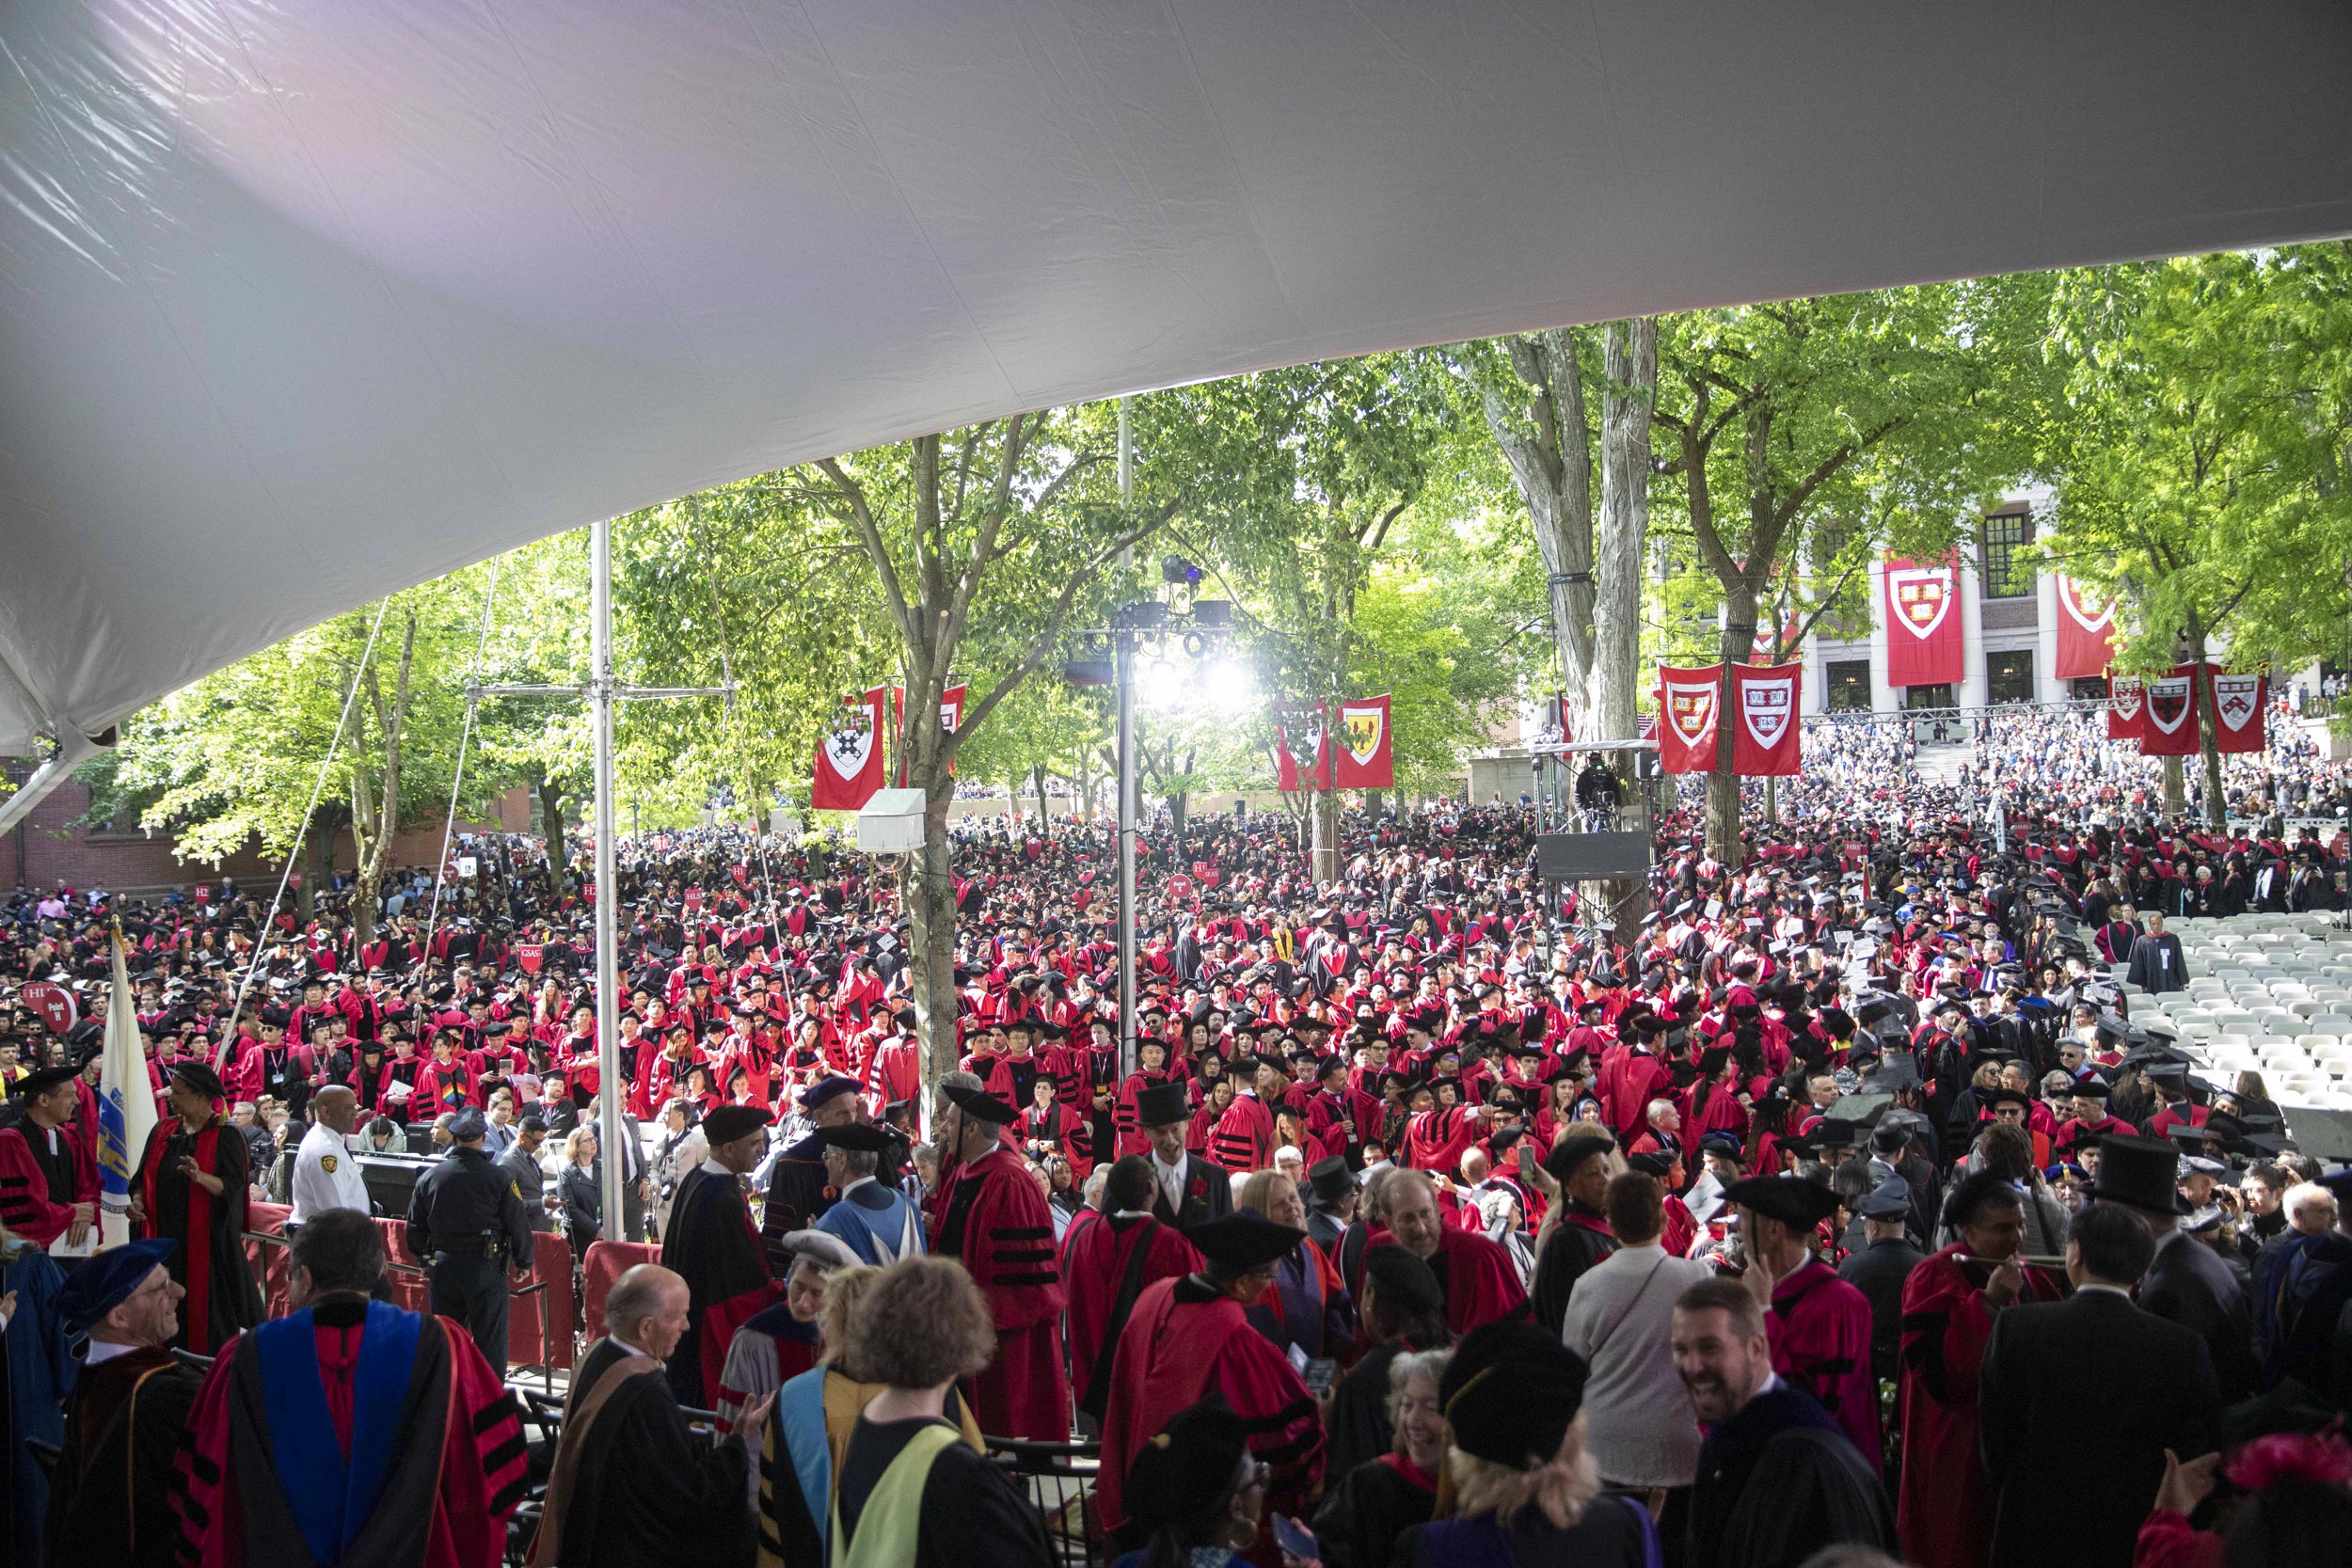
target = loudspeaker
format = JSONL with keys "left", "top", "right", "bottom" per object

{"left": 358, "top": 1152, "right": 436, "bottom": 1215}
{"left": 1534, "top": 832, "right": 1650, "bottom": 880}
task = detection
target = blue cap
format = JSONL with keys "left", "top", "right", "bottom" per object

{"left": 56, "top": 1238, "right": 176, "bottom": 1330}
{"left": 449, "top": 1107, "right": 488, "bottom": 1142}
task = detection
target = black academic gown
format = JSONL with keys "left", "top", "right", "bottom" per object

{"left": 45, "top": 1346, "right": 203, "bottom": 1568}
{"left": 1311, "top": 1455, "right": 1436, "bottom": 1568}
{"left": 658, "top": 1164, "right": 774, "bottom": 1408}
{"left": 756, "top": 1132, "right": 831, "bottom": 1274}
{"left": 832, "top": 1416, "right": 1054, "bottom": 1568}
{"left": 554, "top": 1337, "right": 752, "bottom": 1568}
{"left": 136, "top": 1117, "right": 264, "bottom": 1354}
{"left": 1688, "top": 1385, "right": 1895, "bottom": 1568}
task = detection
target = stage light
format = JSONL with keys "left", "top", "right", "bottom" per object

{"left": 1141, "top": 657, "right": 1183, "bottom": 710}
{"left": 1205, "top": 657, "right": 1254, "bottom": 709}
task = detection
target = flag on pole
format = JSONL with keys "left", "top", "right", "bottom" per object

{"left": 98, "top": 929, "right": 158, "bottom": 1248}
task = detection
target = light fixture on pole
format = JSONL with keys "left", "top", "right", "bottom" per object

{"left": 1066, "top": 564, "right": 1233, "bottom": 1080}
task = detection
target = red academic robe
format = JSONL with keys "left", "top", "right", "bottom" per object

{"left": 1767, "top": 1259, "right": 1881, "bottom": 1465}
{"left": 1095, "top": 1275, "right": 1324, "bottom": 1539}
{"left": 1059, "top": 1210, "right": 1199, "bottom": 1413}
{"left": 937, "top": 1147, "right": 1070, "bottom": 1439}
{"left": 412, "top": 1056, "right": 479, "bottom": 1116}
{"left": 1212, "top": 1093, "right": 1277, "bottom": 1173}
{"left": 1403, "top": 1106, "right": 1479, "bottom": 1174}
{"left": 1595, "top": 1049, "right": 1668, "bottom": 1140}
{"left": 0, "top": 1118, "right": 99, "bottom": 1244}
{"left": 1899, "top": 1247, "right": 2052, "bottom": 1568}
{"left": 173, "top": 1302, "right": 526, "bottom": 1568}
{"left": 1366, "top": 1224, "right": 1531, "bottom": 1336}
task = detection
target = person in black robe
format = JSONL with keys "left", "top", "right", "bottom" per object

{"left": 529, "top": 1263, "right": 756, "bottom": 1568}
{"left": 1676, "top": 1276, "right": 1894, "bottom": 1568}
{"left": 129, "top": 1063, "right": 262, "bottom": 1353}
{"left": 1322, "top": 1245, "right": 1451, "bottom": 1482}
{"left": 755, "top": 1076, "right": 858, "bottom": 1272}
{"left": 43, "top": 1239, "right": 200, "bottom": 1568}
{"left": 659, "top": 1103, "right": 776, "bottom": 1407}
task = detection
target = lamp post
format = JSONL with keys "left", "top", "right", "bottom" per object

{"left": 1067, "top": 565, "right": 1232, "bottom": 1080}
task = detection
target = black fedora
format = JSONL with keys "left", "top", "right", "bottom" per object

{"left": 2091, "top": 1133, "right": 2188, "bottom": 1215}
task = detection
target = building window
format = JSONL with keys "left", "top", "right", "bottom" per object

{"left": 1903, "top": 683, "right": 1955, "bottom": 712}
{"left": 1980, "top": 510, "right": 2033, "bottom": 599}
{"left": 1825, "top": 660, "right": 1872, "bottom": 711}
{"left": 2069, "top": 674, "right": 2109, "bottom": 702}
{"left": 1988, "top": 649, "right": 2035, "bottom": 704}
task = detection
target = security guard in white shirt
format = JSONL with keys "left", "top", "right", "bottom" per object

{"left": 290, "top": 1084, "right": 373, "bottom": 1226}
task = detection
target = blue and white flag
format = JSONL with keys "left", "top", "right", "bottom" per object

{"left": 98, "top": 931, "right": 157, "bottom": 1248}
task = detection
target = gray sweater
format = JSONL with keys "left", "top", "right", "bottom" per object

{"left": 1559, "top": 1243, "right": 1714, "bottom": 1487}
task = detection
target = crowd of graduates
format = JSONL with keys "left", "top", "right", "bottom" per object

{"left": 7, "top": 747, "right": 2352, "bottom": 1566}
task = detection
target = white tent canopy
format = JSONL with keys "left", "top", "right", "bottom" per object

{"left": 5, "top": 0, "right": 2350, "bottom": 767}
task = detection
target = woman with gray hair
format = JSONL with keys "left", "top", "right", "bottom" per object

{"left": 823, "top": 1257, "right": 1053, "bottom": 1567}
{"left": 1311, "top": 1345, "right": 1452, "bottom": 1567}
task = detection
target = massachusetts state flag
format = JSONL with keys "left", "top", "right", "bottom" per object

{"left": 97, "top": 931, "right": 157, "bottom": 1248}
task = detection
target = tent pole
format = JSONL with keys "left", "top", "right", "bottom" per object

{"left": 592, "top": 517, "right": 626, "bottom": 1239}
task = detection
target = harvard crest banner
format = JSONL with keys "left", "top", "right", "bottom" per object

{"left": 1274, "top": 706, "right": 1332, "bottom": 792}
{"left": 2138, "top": 665, "right": 2200, "bottom": 757}
{"left": 1883, "top": 555, "right": 1964, "bottom": 688}
{"left": 1333, "top": 694, "right": 1394, "bottom": 789}
{"left": 1655, "top": 665, "right": 1723, "bottom": 775}
{"left": 2054, "top": 576, "right": 2118, "bottom": 680}
{"left": 1731, "top": 662, "right": 1803, "bottom": 776}
{"left": 813, "top": 685, "right": 887, "bottom": 810}
{"left": 2106, "top": 672, "right": 2145, "bottom": 743}
{"left": 2209, "top": 667, "right": 2267, "bottom": 754}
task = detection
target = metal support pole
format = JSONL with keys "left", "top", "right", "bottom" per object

{"left": 1118, "top": 395, "right": 1135, "bottom": 571}
{"left": 591, "top": 516, "right": 626, "bottom": 1237}
{"left": 1116, "top": 629, "right": 1138, "bottom": 1081}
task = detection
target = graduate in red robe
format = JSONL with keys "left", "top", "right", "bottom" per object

{"left": 1898, "top": 1173, "right": 2055, "bottom": 1568}
{"left": 1724, "top": 1174, "right": 1882, "bottom": 1465}
{"left": 0, "top": 1063, "right": 100, "bottom": 1246}
{"left": 131, "top": 1062, "right": 262, "bottom": 1354}
{"left": 173, "top": 1210, "right": 527, "bottom": 1568}
{"left": 936, "top": 1083, "right": 1070, "bottom": 1438}
{"left": 657, "top": 1103, "right": 781, "bottom": 1408}
{"left": 1096, "top": 1212, "right": 1325, "bottom": 1554}
{"left": 1060, "top": 1157, "right": 1200, "bottom": 1422}
{"left": 1370, "top": 1168, "right": 1530, "bottom": 1335}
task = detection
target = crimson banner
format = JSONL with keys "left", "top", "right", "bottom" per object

{"left": 1731, "top": 662, "right": 1802, "bottom": 776}
{"left": 2139, "top": 664, "right": 2201, "bottom": 757}
{"left": 2210, "top": 668, "right": 2267, "bottom": 754}
{"left": 1883, "top": 555, "right": 1964, "bottom": 688}
{"left": 1656, "top": 664, "right": 1723, "bottom": 774}
{"left": 813, "top": 686, "right": 887, "bottom": 810}
{"left": 2106, "top": 673, "right": 2145, "bottom": 743}
{"left": 1274, "top": 707, "right": 1331, "bottom": 792}
{"left": 1333, "top": 694, "right": 1394, "bottom": 788}
{"left": 2053, "top": 576, "right": 2118, "bottom": 680}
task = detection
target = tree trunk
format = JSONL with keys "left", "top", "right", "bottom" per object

{"left": 1480, "top": 333, "right": 1599, "bottom": 735}
{"left": 1707, "top": 584, "right": 1756, "bottom": 864}
{"left": 538, "top": 774, "right": 568, "bottom": 874}
{"left": 1310, "top": 789, "right": 1341, "bottom": 884}
{"left": 2162, "top": 755, "right": 2186, "bottom": 816}
{"left": 2184, "top": 627, "right": 2229, "bottom": 829}
{"left": 904, "top": 785, "right": 960, "bottom": 1110}
{"left": 1596, "top": 318, "right": 1658, "bottom": 946}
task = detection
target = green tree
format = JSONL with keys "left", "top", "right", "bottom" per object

{"left": 2039, "top": 247, "right": 2352, "bottom": 822}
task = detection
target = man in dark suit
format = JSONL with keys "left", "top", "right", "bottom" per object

{"left": 2122, "top": 911, "right": 2188, "bottom": 993}
{"left": 1136, "top": 1080, "right": 1232, "bottom": 1227}
{"left": 1979, "top": 1202, "right": 2221, "bottom": 1568}
{"left": 2095, "top": 1133, "right": 2259, "bottom": 1400}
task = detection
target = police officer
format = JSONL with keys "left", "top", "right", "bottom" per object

{"left": 405, "top": 1104, "right": 532, "bottom": 1376}
{"left": 290, "top": 1085, "right": 373, "bottom": 1226}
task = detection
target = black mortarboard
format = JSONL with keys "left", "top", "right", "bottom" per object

{"left": 1439, "top": 1322, "right": 1590, "bottom": 1468}
{"left": 1123, "top": 1395, "right": 1250, "bottom": 1533}
{"left": 1723, "top": 1174, "right": 1842, "bottom": 1228}
{"left": 817, "top": 1122, "right": 892, "bottom": 1153}
{"left": 1184, "top": 1212, "right": 1305, "bottom": 1273}
{"left": 1361, "top": 1244, "right": 1444, "bottom": 1316}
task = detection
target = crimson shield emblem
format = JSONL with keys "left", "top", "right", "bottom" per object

{"left": 516, "top": 943, "right": 544, "bottom": 974}
{"left": 2213, "top": 673, "right": 2261, "bottom": 732}
{"left": 2146, "top": 675, "right": 2193, "bottom": 735}
{"left": 2110, "top": 677, "right": 2143, "bottom": 723}
{"left": 1740, "top": 677, "right": 1791, "bottom": 749}
{"left": 1887, "top": 565, "right": 1954, "bottom": 640}
{"left": 1665, "top": 679, "right": 1717, "bottom": 746}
